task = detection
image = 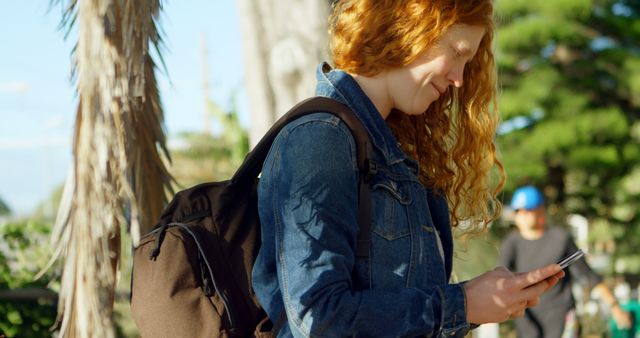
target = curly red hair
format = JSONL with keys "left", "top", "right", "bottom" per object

{"left": 329, "top": 0, "right": 505, "bottom": 229}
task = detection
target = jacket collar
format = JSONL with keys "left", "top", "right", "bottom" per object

{"left": 315, "top": 62, "right": 410, "bottom": 166}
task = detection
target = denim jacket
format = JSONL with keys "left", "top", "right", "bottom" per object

{"left": 252, "top": 62, "right": 472, "bottom": 337}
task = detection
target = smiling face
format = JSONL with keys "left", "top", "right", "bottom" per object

{"left": 386, "top": 24, "right": 486, "bottom": 115}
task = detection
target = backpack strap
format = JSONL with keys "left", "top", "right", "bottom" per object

{"left": 230, "top": 96, "right": 373, "bottom": 258}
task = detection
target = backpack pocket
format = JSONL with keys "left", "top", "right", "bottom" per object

{"left": 131, "top": 226, "right": 226, "bottom": 338}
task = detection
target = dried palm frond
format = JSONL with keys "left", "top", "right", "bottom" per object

{"left": 130, "top": 53, "right": 173, "bottom": 242}
{"left": 44, "top": 0, "right": 172, "bottom": 336}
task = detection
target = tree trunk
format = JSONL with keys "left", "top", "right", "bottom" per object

{"left": 47, "top": 1, "right": 171, "bottom": 336}
{"left": 235, "top": 0, "right": 331, "bottom": 146}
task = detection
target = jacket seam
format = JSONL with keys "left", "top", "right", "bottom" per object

{"left": 272, "top": 119, "right": 359, "bottom": 336}
{"left": 282, "top": 116, "right": 358, "bottom": 173}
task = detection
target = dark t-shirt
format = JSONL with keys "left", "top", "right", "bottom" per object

{"left": 499, "top": 227, "right": 602, "bottom": 337}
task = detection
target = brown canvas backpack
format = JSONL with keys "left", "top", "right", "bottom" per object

{"left": 130, "top": 97, "right": 374, "bottom": 337}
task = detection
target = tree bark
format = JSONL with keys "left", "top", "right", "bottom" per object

{"left": 48, "top": 1, "right": 171, "bottom": 336}
{"left": 236, "top": 0, "right": 331, "bottom": 146}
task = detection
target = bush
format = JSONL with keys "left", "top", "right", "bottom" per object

{"left": 0, "top": 219, "right": 58, "bottom": 338}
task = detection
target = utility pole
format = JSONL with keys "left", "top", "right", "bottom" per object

{"left": 201, "top": 33, "right": 211, "bottom": 135}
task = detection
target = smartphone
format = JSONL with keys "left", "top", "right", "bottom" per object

{"left": 557, "top": 249, "right": 585, "bottom": 269}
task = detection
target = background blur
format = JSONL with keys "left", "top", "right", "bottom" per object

{"left": 0, "top": 0, "right": 247, "bottom": 216}
{"left": 0, "top": 1, "right": 638, "bottom": 337}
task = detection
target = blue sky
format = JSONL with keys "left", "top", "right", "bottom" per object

{"left": 0, "top": 1, "right": 246, "bottom": 215}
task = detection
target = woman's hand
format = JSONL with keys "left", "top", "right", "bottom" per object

{"left": 463, "top": 264, "right": 564, "bottom": 324}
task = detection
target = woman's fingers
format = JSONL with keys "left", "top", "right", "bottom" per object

{"left": 465, "top": 266, "right": 564, "bottom": 325}
{"left": 542, "top": 270, "right": 565, "bottom": 291}
{"left": 520, "top": 277, "right": 554, "bottom": 301}
{"left": 513, "top": 264, "right": 562, "bottom": 290}
{"left": 508, "top": 301, "right": 528, "bottom": 319}
{"left": 509, "top": 308, "right": 526, "bottom": 319}
{"left": 510, "top": 269, "right": 564, "bottom": 307}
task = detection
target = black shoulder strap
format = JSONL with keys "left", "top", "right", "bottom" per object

{"left": 231, "top": 96, "right": 372, "bottom": 258}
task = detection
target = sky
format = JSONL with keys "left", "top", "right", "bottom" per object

{"left": 0, "top": 1, "right": 247, "bottom": 215}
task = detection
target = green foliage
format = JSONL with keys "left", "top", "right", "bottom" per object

{"left": 0, "top": 219, "right": 58, "bottom": 338}
{"left": 0, "top": 221, "right": 56, "bottom": 288}
{"left": 31, "top": 185, "right": 64, "bottom": 220}
{"left": 500, "top": 67, "right": 562, "bottom": 119}
{"left": 0, "top": 195, "right": 135, "bottom": 337}
{"left": 0, "top": 303, "right": 56, "bottom": 338}
{"left": 497, "top": 0, "right": 593, "bottom": 21}
{"left": 624, "top": 56, "right": 640, "bottom": 107}
{"left": 453, "top": 229, "right": 503, "bottom": 281}
{"left": 0, "top": 196, "right": 10, "bottom": 216}
{"left": 169, "top": 95, "right": 249, "bottom": 188}
{"left": 496, "top": 0, "right": 640, "bottom": 273}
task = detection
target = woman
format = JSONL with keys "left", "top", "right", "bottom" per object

{"left": 252, "top": 1, "right": 564, "bottom": 336}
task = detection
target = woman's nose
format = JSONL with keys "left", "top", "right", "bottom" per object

{"left": 447, "top": 63, "right": 465, "bottom": 88}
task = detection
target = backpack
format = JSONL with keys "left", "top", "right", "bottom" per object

{"left": 130, "top": 97, "right": 374, "bottom": 338}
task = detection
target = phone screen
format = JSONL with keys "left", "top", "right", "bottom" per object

{"left": 557, "top": 249, "right": 585, "bottom": 269}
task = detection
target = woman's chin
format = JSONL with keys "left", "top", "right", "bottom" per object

{"left": 409, "top": 104, "right": 432, "bottom": 116}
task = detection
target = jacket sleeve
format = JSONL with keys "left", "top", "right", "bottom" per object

{"left": 263, "top": 119, "right": 471, "bottom": 337}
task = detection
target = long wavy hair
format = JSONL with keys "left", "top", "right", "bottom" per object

{"left": 329, "top": 0, "right": 505, "bottom": 230}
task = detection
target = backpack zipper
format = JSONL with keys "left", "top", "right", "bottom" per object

{"left": 165, "top": 222, "right": 236, "bottom": 330}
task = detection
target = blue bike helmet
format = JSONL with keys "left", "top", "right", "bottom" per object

{"left": 510, "top": 185, "right": 544, "bottom": 210}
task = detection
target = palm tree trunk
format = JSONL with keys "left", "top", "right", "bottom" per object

{"left": 47, "top": 0, "right": 171, "bottom": 336}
